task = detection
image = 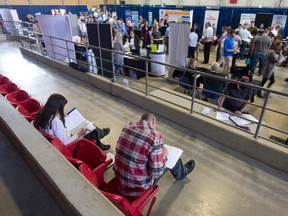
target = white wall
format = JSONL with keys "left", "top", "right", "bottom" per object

{"left": 129, "top": 0, "right": 286, "bottom": 8}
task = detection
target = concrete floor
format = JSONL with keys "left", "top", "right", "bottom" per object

{"left": 0, "top": 41, "right": 288, "bottom": 216}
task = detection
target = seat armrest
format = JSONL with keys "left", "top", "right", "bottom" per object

{"left": 131, "top": 185, "right": 159, "bottom": 210}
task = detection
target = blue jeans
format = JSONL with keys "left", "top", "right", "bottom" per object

{"left": 250, "top": 53, "right": 266, "bottom": 75}
{"left": 240, "top": 40, "right": 247, "bottom": 59}
{"left": 153, "top": 159, "right": 186, "bottom": 186}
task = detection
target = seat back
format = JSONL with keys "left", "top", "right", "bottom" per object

{"left": 1, "top": 82, "right": 19, "bottom": 95}
{"left": 5, "top": 90, "right": 30, "bottom": 107}
{"left": 73, "top": 139, "right": 106, "bottom": 169}
{"left": 23, "top": 99, "right": 42, "bottom": 114}
{"left": 0, "top": 76, "right": 10, "bottom": 85}
{"left": 17, "top": 105, "right": 35, "bottom": 121}
{"left": 14, "top": 90, "right": 31, "bottom": 102}
{"left": 51, "top": 138, "right": 73, "bottom": 158}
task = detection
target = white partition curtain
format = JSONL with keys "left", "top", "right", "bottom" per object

{"left": 168, "top": 23, "right": 190, "bottom": 78}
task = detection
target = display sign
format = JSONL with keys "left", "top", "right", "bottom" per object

{"left": 132, "top": 11, "right": 138, "bottom": 27}
{"left": 272, "top": 15, "right": 287, "bottom": 29}
{"left": 255, "top": 13, "right": 273, "bottom": 32}
{"left": 239, "top": 13, "right": 256, "bottom": 25}
{"left": 203, "top": 10, "right": 219, "bottom": 34}
{"left": 125, "top": 10, "right": 132, "bottom": 24}
{"left": 159, "top": 9, "right": 191, "bottom": 23}
{"left": 148, "top": 12, "right": 153, "bottom": 25}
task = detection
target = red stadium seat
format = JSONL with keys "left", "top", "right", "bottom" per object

{"left": 79, "top": 163, "right": 159, "bottom": 216}
{"left": 51, "top": 138, "right": 112, "bottom": 169}
{"left": 0, "top": 82, "right": 19, "bottom": 95}
{"left": 16, "top": 99, "right": 42, "bottom": 122}
{"left": 5, "top": 90, "right": 31, "bottom": 106}
{"left": 0, "top": 76, "right": 10, "bottom": 86}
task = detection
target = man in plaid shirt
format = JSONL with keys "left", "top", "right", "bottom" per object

{"left": 114, "top": 113, "right": 195, "bottom": 197}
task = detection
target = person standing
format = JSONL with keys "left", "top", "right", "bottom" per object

{"left": 188, "top": 27, "right": 198, "bottom": 59}
{"left": 114, "top": 113, "right": 195, "bottom": 197}
{"left": 216, "top": 26, "right": 227, "bottom": 62}
{"left": 249, "top": 28, "right": 272, "bottom": 76}
{"left": 202, "top": 22, "right": 213, "bottom": 64}
{"left": 239, "top": 24, "right": 250, "bottom": 60}
{"left": 257, "top": 40, "right": 284, "bottom": 98}
{"left": 223, "top": 30, "right": 237, "bottom": 75}
{"left": 113, "top": 31, "right": 125, "bottom": 75}
{"left": 194, "top": 23, "right": 202, "bottom": 60}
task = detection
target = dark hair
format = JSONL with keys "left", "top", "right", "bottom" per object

{"left": 148, "top": 26, "right": 153, "bottom": 31}
{"left": 250, "top": 28, "right": 258, "bottom": 35}
{"left": 190, "top": 27, "right": 195, "bottom": 33}
{"left": 36, "top": 94, "right": 67, "bottom": 129}
{"left": 229, "top": 29, "right": 235, "bottom": 34}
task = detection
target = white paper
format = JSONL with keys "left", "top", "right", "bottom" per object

{"left": 216, "top": 111, "right": 229, "bottom": 121}
{"left": 65, "top": 108, "right": 96, "bottom": 135}
{"left": 241, "top": 114, "right": 258, "bottom": 123}
{"left": 105, "top": 152, "right": 115, "bottom": 169}
{"left": 202, "top": 107, "right": 210, "bottom": 115}
{"left": 230, "top": 116, "right": 250, "bottom": 126}
{"left": 164, "top": 144, "right": 183, "bottom": 169}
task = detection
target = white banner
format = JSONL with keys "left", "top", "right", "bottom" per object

{"left": 239, "top": 13, "right": 256, "bottom": 25}
{"left": 37, "top": 15, "right": 76, "bottom": 62}
{"left": 0, "top": 9, "right": 20, "bottom": 35}
{"left": 159, "top": 9, "right": 191, "bottom": 23}
{"left": 203, "top": 10, "right": 219, "bottom": 34}
{"left": 272, "top": 15, "right": 287, "bottom": 29}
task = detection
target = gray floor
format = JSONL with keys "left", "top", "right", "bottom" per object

{"left": 0, "top": 41, "right": 288, "bottom": 216}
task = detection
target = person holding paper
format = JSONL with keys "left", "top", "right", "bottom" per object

{"left": 114, "top": 113, "right": 195, "bottom": 197}
{"left": 36, "top": 94, "right": 111, "bottom": 150}
{"left": 217, "top": 76, "right": 253, "bottom": 115}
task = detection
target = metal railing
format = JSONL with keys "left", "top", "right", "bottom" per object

{"left": 1, "top": 20, "right": 287, "bottom": 147}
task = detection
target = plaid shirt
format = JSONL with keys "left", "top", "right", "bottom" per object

{"left": 114, "top": 119, "right": 166, "bottom": 197}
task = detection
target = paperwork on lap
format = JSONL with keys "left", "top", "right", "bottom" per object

{"left": 65, "top": 108, "right": 96, "bottom": 136}
{"left": 164, "top": 144, "right": 183, "bottom": 169}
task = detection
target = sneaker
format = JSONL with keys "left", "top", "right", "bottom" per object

{"left": 100, "top": 143, "right": 111, "bottom": 151}
{"left": 103, "top": 128, "right": 110, "bottom": 136}
{"left": 184, "top": 159, "right": 195, "bottom": 176}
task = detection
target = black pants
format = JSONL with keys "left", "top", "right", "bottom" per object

{"left": 261, "top": 73, "right": 275, "bottom": 88}
{"left": 188, "top": 46, "right": 196, "bottom": 59}
{"left": 204, "top": 42, "right": 212, "bottom": 63}
{"left": 84, "top": 127, "right": 106, "bottom": 147}
{"left": 216, "top": 44, "right": 221, "bottom": 62}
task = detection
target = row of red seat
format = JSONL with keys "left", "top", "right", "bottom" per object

{"left": 1, "top": 73, "right": 158, "bottom": 216}
{"left": 0, "top": 74, "right": 43, "bottom": 121}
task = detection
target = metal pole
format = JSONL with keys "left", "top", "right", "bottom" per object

{"left": 190, "top": 73, "right": 197, "bottom": 113}
{"left": 96, "top": 23, "right": 104, "bottom": 76}
{"left": 254, "top": 92, "right": 270, "bottom": 139}
{"left": 111, "top": 50, "right": 116, "bottom": 81}
{"left": 50, "top": 36, "right": 55, "bottom": 59}
{"left": 65, "top": 40, "right": 69, "bottom": 62}
{"left": 85, "top": 44, "right": 90, "bottom": 72}
{"left": 29, "top": 37, "right": 32, "bottom": 50}
{"left": 145, "top": 60, "right": 149, "bottom": 96}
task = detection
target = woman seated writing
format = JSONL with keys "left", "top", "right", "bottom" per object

{"left": 183, "top": 58, "right": 202, "bottom": 87}
{"left": 36, "top": 93, "right": 111, "bottom": 150}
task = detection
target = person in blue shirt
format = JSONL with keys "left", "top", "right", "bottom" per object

{"left": 223, "top": 29, "right": 238, "bottom": 75}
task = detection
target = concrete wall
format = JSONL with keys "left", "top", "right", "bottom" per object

{"left": 20, "top": 47, "right": 288, "bottom": 174}
{"left": 0, "top": 95, "right": 123, "bottom": 216}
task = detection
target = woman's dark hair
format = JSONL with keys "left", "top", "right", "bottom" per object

{"left": 36, "top": 94, "right": 67, "bottom": 129}
{"left": 190, "top": 27, "right": 195, "bottom": 33}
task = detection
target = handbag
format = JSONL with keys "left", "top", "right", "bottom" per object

{"left": 245, "top": 57, "right": 251, "bottom": 65}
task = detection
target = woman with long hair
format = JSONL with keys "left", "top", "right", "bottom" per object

{"left": 36, "top": 93, "right": 110, "bottom": 150}
{"left": 257, "top": 40, "right": 283, "bottom": 98}
{"left": 113, "top": 31, "right": 125, "bottom": 75}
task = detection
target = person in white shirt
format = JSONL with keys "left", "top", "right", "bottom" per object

{"left": 36, "top": 94, "right": 111, "bottom": 150}
{"left": 202, "top": 22, "right": 213, "bottom": 64}
{"left": 239, "top": 24, "right": 250, "bottom": 60}
{"left": 271, "top": 24, "right": 278, "bottom": 37}
{"left": 188, "top": 27, "right": 198, "bottom": 59}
